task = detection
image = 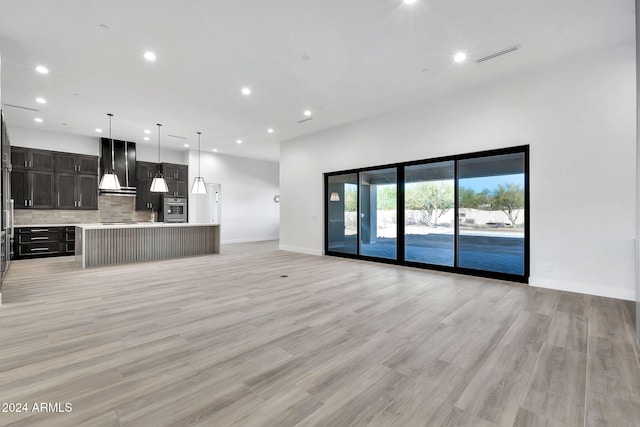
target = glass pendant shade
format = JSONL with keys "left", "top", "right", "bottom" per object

{"left": 191, "top": 177, "right": 206, "bottom": 194}
{"left": 191, "top": 131, "right": 207, "bottom": 194}
{"left": 99, "top": 172, "right": 121, "bottom": 190}
{"left": 99, "top": 113, "right": 122, "bottom": 191}
{"left": 330, "top": 192, "right": 340, "bottom": 202}
{"left": 150, "top": 172, "right": 169, "bottom": 193}
{"left": 150, "top": 123, "right": 169, "bottom": 193}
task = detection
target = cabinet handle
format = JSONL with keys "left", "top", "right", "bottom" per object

{"left": 31, "top": 237, "right": 48, "bottom": 240}
{"left": 78, "top": 196, "right": 82, "bottom": 207}
{"left": 31, "top": 248, "right": 49, "bottom": 252}
{"left": 24, "top": 200, "right": 27, "bottom": 206}
{"left": 24, "top": 161, "right": 27, "bottom": 168}
{"left": 29, "top": 200, "right": 33, "bottom": 207}
{"left": 31, "top": 229, "right": 49, "bottom": 232}
{"left": 29, "top": 160, "right": 33, "bottom": 168}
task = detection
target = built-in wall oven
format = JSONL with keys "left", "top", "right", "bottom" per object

{"left": 163, "top": 197, "right": 187, "bottom": 223}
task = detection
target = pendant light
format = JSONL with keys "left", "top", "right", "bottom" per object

{"left": 98, "top": 113, "right": 121, "bottom": 190}
{"left": 191, "top": 131, "right": 207, "bottom": 194}
{"left": 150, "top": 123, "right": 169, "bottom": 193}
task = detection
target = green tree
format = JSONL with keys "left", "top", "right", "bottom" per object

{"left": 377, "top": 185, "right": 397, "bottom": 210}
{"left": 344, "top": 185, "right": 357, "bottom": 212}
{"left": 405, "top": 181, "right": 454, "bottom": 225}
{"left": 459, "top": 187, "right": 492, "bottom": 209}
{"left": 491, "top": 183, "right": 524, "bottom": 227}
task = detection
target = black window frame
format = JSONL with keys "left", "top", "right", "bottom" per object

{"left": 324, "top": 145, "right": 530, "bottom": 283}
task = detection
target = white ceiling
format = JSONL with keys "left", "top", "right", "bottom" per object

{"left": 0, "top": 0, "right": 635, "bottom": 162}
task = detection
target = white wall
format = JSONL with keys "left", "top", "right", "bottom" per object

{"left": 187, "top": 151, "right": 279, "bottom": 244}
{"left": 7, "top": 126, "right": 185, "bottom": 163}
{"left": 280, "top": 43, "right": 637, "bottom": 301}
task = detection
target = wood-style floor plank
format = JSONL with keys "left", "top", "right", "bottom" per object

{"left": 0, "top": 240, "right": 638, "bottom": 426}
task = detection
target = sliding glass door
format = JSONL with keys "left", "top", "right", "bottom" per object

{"left": 359, "top": 168, "right": 397, "bottom": 260}
{"left": 327, "top": 173, "right": 358, "bottom": 254}
{"left": 325, "top": 146, "right": 528, "bottom": 282}
{"left": 404, "top": 161, "right": 455, "bottom": 266}
{"left": 457, "top": 153, "right": 526, "bottom": 275}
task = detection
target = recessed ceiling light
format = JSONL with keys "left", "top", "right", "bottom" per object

{"left": 267, "top": 128, "right": 274, "bottom": 134}
{"left": 184, "top": 144, "right": 190, "bottom": 148}
{"left": 144, "top": 129, "right": 151, "bottom": 134}
{"left": 236, "top": 139, "right": 243, "bottom": 144}
{"left": 34, "top": 118, "right": 43, "bottom": 123}
{"left": 454, "top": 52, "right": 467, "bottom": 63}
{"left": 143, "top": 51, "right": 156, "bottom": 62}
{"left": 95, "top": 128, "right": 103, "bottom": 133}
{"left": 35, "top": 65, "right": 49, "bottom": 74}
{"left": 303, "top": 110, "right": 312, "bottom": 117}
{"left": 241, "top": 87, "right": 252, "bottom": 96}
{"left": 144, "top": 137, "right": 150, "bottom": 141}
{"left": 213, "top": 148, "right": 218, "bottom": 152}
{"left": 403, "top": 0, "right": 418, "bottom": 4}
{"left": 36, "top": 97, "right": 47, "bottom": 104}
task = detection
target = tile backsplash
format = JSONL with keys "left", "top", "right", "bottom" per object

{"left": 14, "top": 195, "right": 154, "bottom": 225}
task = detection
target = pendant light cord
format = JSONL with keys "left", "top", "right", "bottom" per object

{"left": 108, "top": 113, "right": 115, "bottom": 172}
{"left": 197, "top": 131, "right": 202, "bottom": 176}
{"left": 157, "top": 124, "right": 162, "bottom": 163}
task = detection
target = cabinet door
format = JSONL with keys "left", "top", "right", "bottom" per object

{"left": 162, "top": 164, "right": 180, "bottom": 180}
{"left": 76, "top": 156, "right": 98, "bottom": 175}
{"left": 31, "top": 151, "right": 55, "bottom": 171}
{"left": 165, "top": 178, "right": 176, "bottom": 197}
{"left": 136, "top": 178, "right": 151, "bottom": 210}
{"left": 30, "top": 171, "right": 55, "bottom": 208}
{"left": 11, "top": 148, "right": 28, "bottom": 170}
{"left": 136, "top": 162, "right": 159, "bottom": 179}
{"left": 56, "top": 173, "right": 76, "bottom": 209}
{"left": 11, "top": 170, "right": 28, "bottom": 208}
{"left": 136, "top": 178, "right": 161, "bottom": 211}
{"left": 77, "top": 175, "right": 98, "bottom": 209}
{"left": 175, "top": 180, "right": 187, "bottom": 197}
{"left": 55, "top": 153, "right": 78, "bottom": 173}
{"left": 176, "top": 165, "right": 188, "bottom": 181}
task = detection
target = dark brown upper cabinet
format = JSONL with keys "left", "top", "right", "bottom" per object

{"left": 11, "top": 147, "right": 55, "bottom": 171}
{"left": 55, "top": 153, "right": 98, "bottom": 175}
{"left": 12, "top": 147, "right": 98, "bottom": 210}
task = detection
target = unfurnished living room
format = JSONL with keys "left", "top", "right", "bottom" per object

{"left": 0, "top": 1, "right": 639, "bottom": 426}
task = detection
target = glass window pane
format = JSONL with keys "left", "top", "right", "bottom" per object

{"left": 327, "top": 173, "right": 358, "bottom": 254}
{"left": 359, "top": 168, "right": 397, "bottom": 259}
{"left": 404, "top": 161, "right": 455, "bottom": 266}
{"left": 457, "top": 153, "right": 525, "bottom": 275}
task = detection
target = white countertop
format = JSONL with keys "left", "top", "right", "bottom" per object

{"left": 15, "top": 224, "right": 78, "bottom": 228}
{"left": 76, "top": 222, "right": 219, "bottom": 230}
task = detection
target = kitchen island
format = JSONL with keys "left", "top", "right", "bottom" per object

{"left": 76, "top": 222, "right": 220, "bottom": 268}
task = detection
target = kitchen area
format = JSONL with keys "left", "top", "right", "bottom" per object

{"left": 0, "top": 123, "right": 220, "bottom": 295}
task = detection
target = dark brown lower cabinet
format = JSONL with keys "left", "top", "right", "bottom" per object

{"left": 13, "top": 226, "right": 76, "bottom": 259}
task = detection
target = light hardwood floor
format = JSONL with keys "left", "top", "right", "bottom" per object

{"left": 0, "top": 241, "right": 639, "bottom": 426}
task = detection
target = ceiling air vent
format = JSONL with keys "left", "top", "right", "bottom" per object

{"left": 477, "top": 45, "right": 520, "bottom": 64}
{"left": 2, "top": 104, "right": 40, "bottom": 112}
{"left": 297, "top": 117, "right": 314, "bottom": 124}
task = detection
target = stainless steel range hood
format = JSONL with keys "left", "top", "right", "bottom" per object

{"left": 100, "top": 138, "right": 136, "bottom": 195}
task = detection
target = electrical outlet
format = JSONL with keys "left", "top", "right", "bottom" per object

{"left": 545, "top": 263, "right": 553, "bottom": 272}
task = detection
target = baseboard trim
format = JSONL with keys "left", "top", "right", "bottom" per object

{"left": 221, "top": 236, "right": 279, "bottom": 244}
{"left": 279, "top": 245, "right": 323, "bottom": 256}
{"left": 529, "top": 276, "right": 636, "bottom": 301}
